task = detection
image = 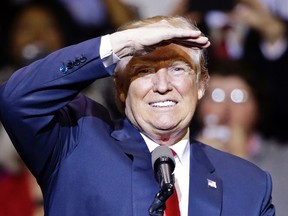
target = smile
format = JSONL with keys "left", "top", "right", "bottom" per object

{"left": 149, "top": 100, "right": 177, "bottom": 107}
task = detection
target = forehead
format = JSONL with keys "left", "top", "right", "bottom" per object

{"left": 209, "top": 75, "right": 250, "bottom": 90}
{"left": 127, "top": 44, "right": 196, "bottom": 68}
{"left": 17, "top": 6, "right": 54, "bottom": 23}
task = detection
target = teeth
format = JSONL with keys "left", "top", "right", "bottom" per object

{"left": 149, "top": 100, "right": 176, "bottom": 107}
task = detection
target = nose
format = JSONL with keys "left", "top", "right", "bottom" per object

{"left": 35, "top": 28, "right": 52, "bottom": 44}
{"left": 218, "top": 102, "right": 233, "bottom": 124}
{"left": 152, "top": 68, "right": 173, "bottom": 93}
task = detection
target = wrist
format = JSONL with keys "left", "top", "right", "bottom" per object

{"left": 260, "top": 17, "right": 286, "bottom": 44}
{"left": 110, "top": 30, "right": 135, "bottom": 59}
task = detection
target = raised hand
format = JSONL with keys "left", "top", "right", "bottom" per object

{"left": 231, "top": 0, "right": 285, "bottom": 43}
{"left": 110, "top": 19, "right": 210, "bottom": 58}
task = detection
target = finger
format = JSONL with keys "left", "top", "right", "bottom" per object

{"left": 148, "top": 36, "right": 210, "bottom": 51}
{"left": 163, "top": 29, "right": 203, "bottom": 41}
{"left": 170, "top": 36, "right": 210, "bottom": 48}
{"left": 147, "top": 20, "right": 203, "bottom": 38}
{"left": 236, "top": 0, "right": 263, "bottom": 10}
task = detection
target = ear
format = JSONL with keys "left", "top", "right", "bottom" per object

{"left": 114, "top": 75, "right": 126, "bottom": 104}
{"left": 119, "top": 92, "right": 126, "bottom": 103}
{"left": 197, "top": 87, "right": 205, "bottom": 100}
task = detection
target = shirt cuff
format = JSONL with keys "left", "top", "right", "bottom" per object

{"left": 100, "top": 35, "right": 121, "bottom": 68}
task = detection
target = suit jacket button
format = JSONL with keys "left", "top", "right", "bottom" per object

{"left": 79, "top": 56, "right": 87, "bottom": 63}
{"left": 74, "top": 58, "right": 81, "bottom": 66}
{"left": 67, "top": 61, "right": 73, "bottom": 69}
{"left": 60, "top": 65, "right": 68, "bottom": 73}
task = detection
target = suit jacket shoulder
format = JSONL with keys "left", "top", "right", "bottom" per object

{"left": 189, "top": 139, "right": 275, "bottom": 215}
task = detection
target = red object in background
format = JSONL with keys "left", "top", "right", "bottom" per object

{"left": 0, "top": 170, "right": 34, "bottom": 216}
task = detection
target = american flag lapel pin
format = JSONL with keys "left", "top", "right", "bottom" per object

{"left": 207, "top": 179, "right": 217, "bottom": 189}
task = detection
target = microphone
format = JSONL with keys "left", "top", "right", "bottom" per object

{"left": 151, "top": 146, "right": 175, "bottom": 191}
{"left": 149, "top": 146, "right": 176, "bottom": 215}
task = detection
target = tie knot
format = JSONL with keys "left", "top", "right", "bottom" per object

{"left": 170, "top": 149, "right": 177, "bottom": 156}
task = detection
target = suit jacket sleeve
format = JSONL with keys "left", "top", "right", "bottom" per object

{"left": 261, "top": 171, "right": 275, "bottom": 216}
{"left": 0, "top": 37, "right": 112, "bottom": 179}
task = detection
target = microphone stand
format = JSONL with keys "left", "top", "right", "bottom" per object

{"left": 149, "top": 146, "right": 176, "bottom": 215}
{"left": 148, "top": 182, "right": 175, "bottom": 216}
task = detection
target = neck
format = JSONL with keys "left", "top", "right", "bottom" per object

{"left": 144, "top": 128, "right": 189, "bottom": 146}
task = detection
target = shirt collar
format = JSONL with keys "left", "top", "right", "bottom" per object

{"left": 141, "top": 130, "right": 190, "bottom": 165}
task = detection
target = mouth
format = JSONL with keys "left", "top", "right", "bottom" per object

{"left": 149, "top": 100, "right": 177, "bottom": 107}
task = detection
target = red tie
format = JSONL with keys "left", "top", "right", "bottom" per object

{"left": 164, "top": 150, "right": 180, "bottom": 216}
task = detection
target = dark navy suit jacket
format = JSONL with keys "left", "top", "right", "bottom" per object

{"left": 0, "top": 37, "right": 275, "bottom": 215}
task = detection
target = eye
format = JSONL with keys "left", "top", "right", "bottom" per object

{"left": 211, "top": 88, "right": 226, "bottom": 103}
{"left": 136, "top": 68, "right": 155, "bottom": 77}
{"left": 172, "top": 67, "right": 184, "bottom": 72}
{"left": 169, "top": 63, "right": 192, "bottom": 75}
{"left": 138, "top": 68, "right": 153, "bottom": 73}
{"left": 230, "top": 89, "right": 248, "bottom": 103}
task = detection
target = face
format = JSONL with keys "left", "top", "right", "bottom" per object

{"left": 10, "top": 6, "right": 64, "bottom": 66}
{"left": 122, "top": 44, "right": 204, "bottom": 145}
{"left": 198, "top": 75, "right": 258, "bottom": 133}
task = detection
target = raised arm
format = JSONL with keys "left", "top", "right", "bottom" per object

{"left": 0, "top": 17, "right": 209, "bottom": 179}
{"left": 0, "top": 37, "right": 107, "bottom": 177}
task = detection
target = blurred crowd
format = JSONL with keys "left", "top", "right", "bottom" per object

{"left": 0, "top": 0, "right": 287, "bottom": 215}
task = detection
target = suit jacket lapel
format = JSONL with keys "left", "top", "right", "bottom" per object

{"left": 188, "top": 139, "right": 223, "bottom": 216}
{"left": 111, "top": 118, "right": 159, "bottom": 216}
{"left": 111, "top": 119, "right": 223, "bottom": 215}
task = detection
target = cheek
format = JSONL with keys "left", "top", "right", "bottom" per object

{"left": 176, "top": 76, "right": 198, "bottom": 96}
{"left": 124, "top": 79, "right": 151, "bottom": 122}
{"left": 124, "top": 90, "right": 137, "bottom": 120}
{"left": 233, "top": 103, "right": 258, "bottom": 126}
{"left": 125, "top": 78, "right": 150, "bottom": 104}
{"left": 46, "top": 32, "right": 64, "bottom": 51}
{"left": 198, "top": 100, "right": 222, "bottom": 117}
{"left": 12, "top": 33, "right": 28, "bottom": 51}
{"left": 11, "top": 35, "right": 29, "bottom": 62}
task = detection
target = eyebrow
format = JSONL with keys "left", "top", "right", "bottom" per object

{"left": 129, "top": 57, "right": 194, "bottom": 68}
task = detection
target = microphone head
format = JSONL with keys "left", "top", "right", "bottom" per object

{"left": 151, "top": 146, "right": 175, "bottom": 171}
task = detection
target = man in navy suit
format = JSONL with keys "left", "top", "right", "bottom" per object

{"left": 0, "top": 16, "right": 274, "bottom": 215}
